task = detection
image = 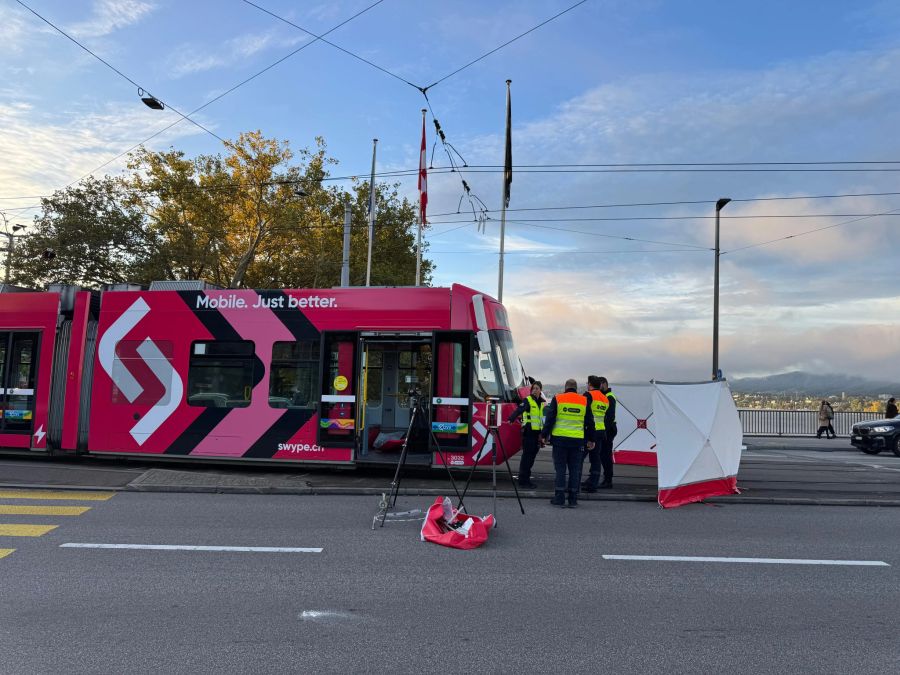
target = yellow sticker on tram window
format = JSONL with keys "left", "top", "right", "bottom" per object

{"left": 333, "top": 375, "right": 348, "bottom": 391}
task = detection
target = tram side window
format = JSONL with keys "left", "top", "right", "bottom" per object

{"left": 187, "top": 341, "right": 255, "bottom": 408}
{"left": 269, "top": 340, "right": 320, "bottom": 409}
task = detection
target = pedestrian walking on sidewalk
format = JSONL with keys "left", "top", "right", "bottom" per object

{"left": 541, "top": 378, "right": 594, "bottom": 508}
{"left": 816, "top": 400, "right": 835, "bottom": 439}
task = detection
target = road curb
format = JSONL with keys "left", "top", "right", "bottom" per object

{"left": 1, "top": 481, "right": 898, "bottom": 507}
{"left": 0, "top": 483, "right": 125, "bottom": 492}
{"left": 122, "top": 483, "right": 900, "bottom": 506}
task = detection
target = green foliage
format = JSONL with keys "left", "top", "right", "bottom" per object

{"left": 11, "top": 176, "right": 150, "bottom": 288}
{"left": 11, "top": 132, "right": 433, "bottom": 290}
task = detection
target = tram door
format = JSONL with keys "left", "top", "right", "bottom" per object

{"left": 0, "top": 332, "right": 39, "bottom": 435}
{"left": 357, "top": 336, "right": 433, "bottom": 460}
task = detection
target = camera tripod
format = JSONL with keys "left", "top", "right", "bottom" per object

{"left": 457, "top": 422, "right": 525, "bottom": 523}
{"left": 375, "top": 393, "right": 465, "bottom": 528}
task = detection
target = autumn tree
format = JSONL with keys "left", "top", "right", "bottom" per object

{"left": 11, "top": 176, "right": 151, "bottom": 288}
{"left": 13, "top": 131, "right": 433, "bottom": 290}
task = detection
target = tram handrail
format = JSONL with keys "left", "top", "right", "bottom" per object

{"left": 737, "top": 409, "right": 883, "bottom": 437}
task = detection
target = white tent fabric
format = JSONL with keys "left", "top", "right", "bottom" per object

{"left": 652, "top": 380, "right": 743, "bottom": 508}
{"left": 610, "top": 384, "right": 657, "bottom": 466}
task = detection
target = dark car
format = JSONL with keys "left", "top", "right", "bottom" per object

{"left": 850, "top": 418, "right": 900, "bottom": 456}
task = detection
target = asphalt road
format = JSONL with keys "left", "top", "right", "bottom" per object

{"left": 1, "top": 490, "right": 898, "bottom": 673}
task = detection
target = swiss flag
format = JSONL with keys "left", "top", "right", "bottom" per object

{"left": 418, "top": 115, "right": 427, "bottom": 225}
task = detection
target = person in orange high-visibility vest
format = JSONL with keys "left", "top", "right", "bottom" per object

{"left": 540, "top": 378, "right": 594, "bottom": 508}
{"left": 581, "top": 375, "right": 609, "bottom": 492}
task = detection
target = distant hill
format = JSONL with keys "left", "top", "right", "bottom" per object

{"left": 730, "top": 371, "right": 900, "bottom": 396}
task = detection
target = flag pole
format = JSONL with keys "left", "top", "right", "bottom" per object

{"left": 365, "top": 138, "right": 378, "bottom": 287}
{"left": 416, "top": 109, "right": 426, "bottom": 286}
{"left": 498, "top": 79, "right": 512, "bottom": 302}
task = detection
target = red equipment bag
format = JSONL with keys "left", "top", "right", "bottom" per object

{"left": 419, "top": 497, "right": 494, "bottom": 550}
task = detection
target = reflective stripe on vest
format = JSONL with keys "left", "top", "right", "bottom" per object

{"left": 588, "top": 390, "right": 609, "bottom": 430}
{"left": 552, "top": 392, "right": 587, "bottom": 439}
{"left": 522, "top": 397, "right": 545, "bottom": 431}
{"left": 606, "top": 390, "right": 616, "bottom": 422}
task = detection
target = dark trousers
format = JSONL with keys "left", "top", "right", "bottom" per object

{"left": 552, "top": 442, "right": 583, "bottom": 495}
{"left": 600, "top": 429, "right": 615, "bottom": 482}
{"left": 582, "top": 430, "right": 607, "bottom": 487}
{"left": 817, "top": 424, "right": 835, "bottom": 439}
{"left": 518, "top": 433, "right": 540, "bottom": 484}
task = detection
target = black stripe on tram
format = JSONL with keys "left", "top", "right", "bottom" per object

{"left": 255, "top": 290, "right": 321, "bottom": 342}
{"left": 242, "top": 408, "right": 317, "bottom": 459}
{"left": 163, "top": 408, "right": 230, "bottom": 455}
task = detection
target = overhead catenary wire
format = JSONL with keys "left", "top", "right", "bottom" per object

{"left": 422, "top": 0, "right": 590, "bottom": 91}
{"left": 15, "top": 0, "right": 224, "bottom": 144}
{"left": 721, "top": 207, "right": 900, "bottom": 255}
{"left": 23, "top": 0, "right": 386, "bottom": 199}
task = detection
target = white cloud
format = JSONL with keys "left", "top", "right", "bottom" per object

{"left": 69, "top": 0, "right": 156, "bottom": 39}
{"left": 422, "top": 43, "right": 900, "bottom": 382}
{"left": 168, "top": 31, "right": 308, "bottom": 78}
{"left": 0, "top": 100, "right": 205, "bottom": 216}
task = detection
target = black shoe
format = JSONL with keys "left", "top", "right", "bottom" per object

{"left": 566, "top": 498, "right": 578, "bottom": 509}
{"left": 598, "top": 481, "right": 613, "bottom": 489}
{"left": 550, "top": 494, "right": 565, "bottom": 506}
{"left": 582, "top": 484, "right": 597, "bottom": 493}
{"left": 519, "top": 481, "right": 537, "bottom": 490}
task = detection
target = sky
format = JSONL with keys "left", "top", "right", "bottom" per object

{"left": 2, "top": 0, "right": 900, "bottom": 385}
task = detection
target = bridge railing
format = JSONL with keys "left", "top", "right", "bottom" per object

{"left": 737, "top": 409, "right": 883, "bottom": 437}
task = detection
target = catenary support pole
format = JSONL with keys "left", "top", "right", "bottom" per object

{"left": 340, "top": 194, "right": 351, "bottom": 287}
{"left": 712, "top": 197, "right": 730, "bottom": 380}
{"left": 365, "top": 138, "right": 378, "bottom": 287}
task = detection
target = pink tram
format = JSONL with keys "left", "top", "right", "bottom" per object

{"left": 0, "top": 282, "right": 527, "bottom": 468}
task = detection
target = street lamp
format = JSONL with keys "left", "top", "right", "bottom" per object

{"left": 712, "top": 197, "right": 731, "bottom": 380}
{"left": 3, "top": 223, "right": 26, "bottom": 285}
{"left": 138, "top": 88, "right": 164, "bottom": 110}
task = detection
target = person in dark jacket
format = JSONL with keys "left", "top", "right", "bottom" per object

{"left": 540, "top": 378, "right": 595, "bottom": 508}
{"left": 581, "top": 375, "right": 609, "bottom": 492}
{"left": 507, "top": 380, "right": 546, "bottom": 489}
{"left": 886, "top": 398, "right": 898, "bottom": 419}
{"left": 598, "top": 376, "right": 617, "bottom": 487}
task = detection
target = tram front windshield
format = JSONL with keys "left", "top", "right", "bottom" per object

{"left": 473, "top": 330, "right": 526, "bottom": 402}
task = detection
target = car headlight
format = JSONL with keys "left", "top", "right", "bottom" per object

{"left": 871, "top": 426, "right": 894, "bottom": 433}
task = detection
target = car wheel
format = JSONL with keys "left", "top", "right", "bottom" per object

{"left": 893, "top": 436, "right": 900, "bottom": 458}
{"left": 860, "top": 445, "right": 882, "bottom": 455}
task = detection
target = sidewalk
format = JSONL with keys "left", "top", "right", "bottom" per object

{"left": 1, "top": 436, "right": 898, "bottom": 506}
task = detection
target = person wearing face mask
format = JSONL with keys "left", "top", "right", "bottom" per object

{"left": 507, "top": 380, "right": 546, "bottom": 489}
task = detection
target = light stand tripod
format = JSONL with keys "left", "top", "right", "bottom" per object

{"left": 375, "top": 389, "right": 465, "bottom": 528}
{"left": 457, "top": 400, "right": 525, "bottom": 523}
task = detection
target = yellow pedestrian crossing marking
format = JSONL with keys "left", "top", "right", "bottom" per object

{"left": 0, "top": 524, "right": 59, "bottom": 537}
{"left": 0, "top": 505, "right": 91, "bottom": 516}
{"left": 0, "top": 549, "right": 14, "bottom": 559}
{"left": 0, "top": 490, "right": 115, "bottom": 501}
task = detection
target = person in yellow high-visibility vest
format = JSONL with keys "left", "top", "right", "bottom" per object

{"left": 581, "top": 375, "right": 609, "bottom": 492}
{"left": 506, "top": 380, "right": 546, "bottom": 489}
{"left": 540, "top": 378, "right": 594, "bottom": 508}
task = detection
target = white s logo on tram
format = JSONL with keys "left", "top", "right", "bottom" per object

{"left": 98, "top": 298, "right": 184, "bottom": 446}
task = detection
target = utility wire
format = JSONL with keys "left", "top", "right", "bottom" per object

{"left": 429, "top": 247, "right": 709, "bottom": 255}
{"left": 722, "top": 207, "right": 900, "bottom": 255}
{"left": 509, "top": 221, "right": 709, "bottom": 249}
{"left": 428, "top": 213, "right": 900, "bottom": 223}
{"left": 42, "top": 0, "right": 386, "bottom": 194}
{"left": 15, "top": 0, "right": 224, "bottom": 143}
{"left": 240, "top": 0, "right": 419, "bottom": 91}
{"left": 423, "top": 0, "right": 590, "bottom": 91}
{"left": 427, "top": 190, "right": 900, "bottom": 217}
